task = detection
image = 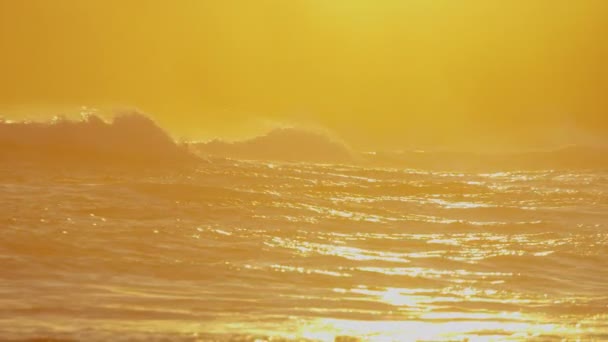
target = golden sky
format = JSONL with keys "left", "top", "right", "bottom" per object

{"left": 1, "top": 0, "right": 607, "bottom": 150}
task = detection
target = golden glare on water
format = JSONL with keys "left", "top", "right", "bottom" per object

{"left": 1, "top": 155, "right": 607, "bottom": 341}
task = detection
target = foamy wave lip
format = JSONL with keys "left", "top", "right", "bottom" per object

{"left": 0, "top": 111, "right": 199, "bottom": 165}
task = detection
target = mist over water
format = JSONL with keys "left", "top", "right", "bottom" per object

{"left": 1, "top": 117, "right": 607, "bottom": 341}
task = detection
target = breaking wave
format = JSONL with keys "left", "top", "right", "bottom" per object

{"left": 0, "top": 113, "right": 199, "bottom": 165}
{"left": 193, "top": 127, "right": 355, "bottom": 163}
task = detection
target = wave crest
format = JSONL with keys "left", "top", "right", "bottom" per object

{"left": 0, "top": 112, "right": 198, "bottom": 165}
{"left": 193, "top": 127, "right": 355, "bottom": 163}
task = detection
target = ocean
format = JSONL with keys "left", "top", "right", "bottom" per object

{"left": 1, "top": 159, "right": 607, "bottom": 341}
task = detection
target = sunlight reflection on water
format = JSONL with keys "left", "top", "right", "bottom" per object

{"left": 1, "top": 163, "right": 606, "bottom": 341}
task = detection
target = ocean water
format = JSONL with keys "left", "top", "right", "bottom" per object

{"left": 1, "top": 159, "right": 607, "bottom": 342}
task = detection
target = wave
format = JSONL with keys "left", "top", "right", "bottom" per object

{"left": 0, "top": 113, "right": 199, "bottom": 166}
{"left": 192, "top": 127, "right": 355, "bottom": 163}
{"left": 2, "top": 112, "right": 606, "bottom": 171}
{"left": 193, "top": 127, "right": 607, "bottom": 170}
{"left": 364, "top": 146, "right": 608, "bottom": 171}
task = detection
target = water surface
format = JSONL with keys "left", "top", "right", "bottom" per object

{"left": 1, "top": 161, "right": 607, "bottom": 341}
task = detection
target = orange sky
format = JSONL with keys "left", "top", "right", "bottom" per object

{"left": 1, "top": 0, "right": 607, "bottom": 150}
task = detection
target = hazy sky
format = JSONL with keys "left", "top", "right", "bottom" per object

{"left": 1, "top": 0, "right": 607, "bottom": 150}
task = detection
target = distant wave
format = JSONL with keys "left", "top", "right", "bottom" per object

{"left": 194, "top": 127, "right": 607, "bottom": 170}
{"left": 0, "top": 113, "right": 199, "bottom": 165}
{"left": 193, "top": 127, "right": 355, "bottom": 163}
{"left": 364, "top": 146, "right": 608, "bottom": 171}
